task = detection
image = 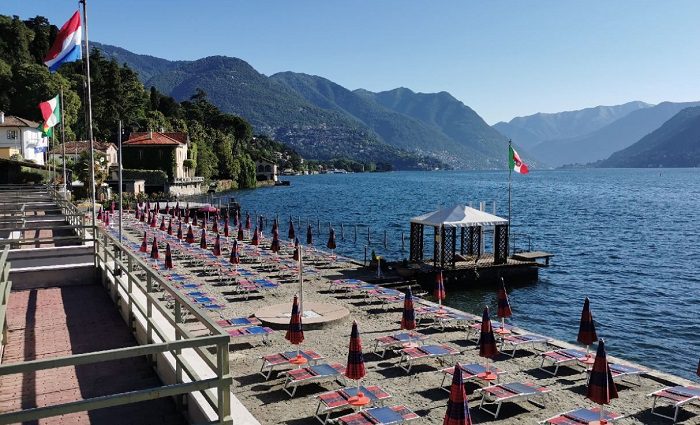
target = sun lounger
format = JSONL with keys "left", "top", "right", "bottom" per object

{"left": 539, "top": 348, "right": 589, "bottom": 376}
{"left": 476, "top": 381, "right": 550, "bottom": 418}
{"left": 372, "top": 331, "right": 429, "bottom": 358}
{"left": 500, "top": 334, "right": 551, "bottom": 357}
{"left": 259, "top": 349, "right": 325, "bottom": 379}
{"left": 649, "top": 385, "right": 700, "bottom": 423}
{"left": 282, "top": 362, "right": 347, "bottom": 397}
{"left": 336, "top": 405, "right": 419, "bottom": 425}
{"left": 588, "top": 363, "right": 645, "bottom": 386}
{"left": 432, "top": 311, "right": 477, "bottom": 330}
{"left": 215, "top": 316, "right": 262, "bottom": 329}
{"left": 468, "top": 321, "right": 515, "bottom": 340}
{"left": 328, "top": 279, "right": 368, "bottom": 293}
{"left": 315, "top": 385, "right": 391, "bottom": 424}
{"left": 439, "top": 363, "right": 506, "bottom": 390}
{"left": 540, "top": 407, "right": 624, "bottom": 424}
{"left": 227, "top": 325, "right": 275, "bottom": 346}
{"left": 397, "top": 344, "right": 459, "bottom": 373}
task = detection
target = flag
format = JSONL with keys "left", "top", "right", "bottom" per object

{"left": 508, "top": 144, "right": 529, "bottom": 174}
{"left": 39, "top": 95, "right": 61, "bottom": 134}
{"left": 43, "top": 11, "right": 82, "bottom": 73}
{"left": 37, "top": 122, "right": 52, "bottom": 138}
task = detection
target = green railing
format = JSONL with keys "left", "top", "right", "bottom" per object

{"left": 0, "top": 246, "right": 11, "bottom": 363}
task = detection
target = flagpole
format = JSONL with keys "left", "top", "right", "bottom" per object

{"left": 80, "top": 0, "right": 97, "bottom": 245}
{"left": 60, "top": 88, "right": 67, "bottom": 197}
{"left": 508, "top": 140, "right": 512, "bottom": 256}
{"left": 118, "top": 119, "right": 123, "bottom": 243}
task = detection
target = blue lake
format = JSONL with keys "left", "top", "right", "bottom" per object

{"left": 224, "top": 169, "right": 700, "bottom": 380}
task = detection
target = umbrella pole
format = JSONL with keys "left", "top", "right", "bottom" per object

{"left": 299, "top": 245, "right": 304, "bottom": 315}
{"left": 501, "top": 317, "right": 505, "bottom": 330}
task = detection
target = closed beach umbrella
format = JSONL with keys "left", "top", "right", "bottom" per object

{"left": 97, "top": 206, "right": 103, "bottom": 220}
{"left": 164, "top": 243, "right": 173, "bottom": 269}
{"left": 186, "top": 225, "right": 195, "bottom": 244}
{"left": 150, "top": 237, "right": 159, "bottom": 259}
{"left": 237, "top": 224, "right": 244, "bottom": 241}
{"left": 578, "top": 297, "right": 598, "bottom": 354}
{"left": 259, "top": 215, "right": 265, "bottom": 234}
{"left": 165, "top": 205, "right": 170, "bottom": 216}
{"left": 230, "top": 240, "right": 239, "bottom": 265}
{"left": 697, "top": 358, "right": 700, "bottom": 377}
{"left": 233, "top": 210, "right": 239, "bottom": 227}
{"left": 288, "top": 218, "right": 295, "bottom": 240}
{"left": 175, "top": 201, "right": 179, "bottom": 214}
{"left": 159, "top": 216, "right": 166, "bottom": 231}
{"left": 135, "top": 207, "right": 140, "bottom": 219}
{"left": 306, "top": 224, "right": 313, "bottom": 245}
{"left": 110, "top": 201, "right": 115, "bottom": 214}
{"left": 167, "top": 219, "right": 173, "bottom": 235}
{"left": 345, "top": 320, "right": 368, "bottom": 403}
{"left": 192, "top": 213, "right": 198, "bottom": 227}
{"left": 497, "top": 278, "right": 513, "bottom": 329}
{"left": 139, "top": 232, "right": 148, "bottom": 252}
{"left": 146, "top": 201, "right": 150, "bottom": 212}
{"left": 270, "top": 231, "right": 281, "bottom": 253}
{"left": 293, "top": 238, "right": 300, "bottom": 261}
{"left": 177, "top": 222, "right": 183, "bottom": 240}
{"left": 184, "top": 208, "right": 189, "bottom": 224}
{"left": 245, "top": 212, "right": 251, "bottom": 230}
{"left": 327, "top": 227, "right": 337, "bottom": 250}
{"left": 139, "top": 211, "right": 145, "bottom": 222}
{"left": 104, "top": 212, "right": 110, "bottom": 226}
{"left": 150, "top": 212, "right": 157, "bottom": 228}
{"left": 435, "top": 271, "right": 446, "bottom": 308}
{"left": 478, "top": 306, "right": 499, "bottom": 359}
{"left": 285, "top": 294, "right": 304, "bottom": 360}
{"left": 200, "top": 228, "right": 207, "bottom": 249}
{"left": 146, "top": 210, "right": 152, "bottom": 226}
{"left": 212, "top": 218, "right": 219, "bottom": 234}
{"left": 155, "top": 201, "right": 160, "bottom": 213}
{"left": 251, "top": 226, "right": 259, "bottom": 246}
{"left": 272, "top": 218, "right": 278, "bottom": 235}
{"left": 213, "top": 233, "right": 221, "bottom": 256}
{"left": 223, "top": 219, "right": 229, "bottom": 237}
{"left": 586, "top": 339, "right": 618, "bottom": 423}
{"left": 444, "top": 363, "right": 472, "bottom": 425}
{"left": 401, "top": 286, "right": 416, "bottom": 331}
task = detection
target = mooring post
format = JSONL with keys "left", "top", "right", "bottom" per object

{"left": 384, "top": 229, "right": 387, "bottom": 249}
{"left": 401, "top": 231, "right": 405, "bottom": 251}
{"left": 364, "top": 245, "right": 368, "bottom": 266}
{"left": 340, "top": 223, "right": 344, "bottom": 240}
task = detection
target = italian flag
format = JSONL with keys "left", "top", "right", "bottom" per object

{"left": 38, "top": 95, "right": 60, "bottom": 135}
{"left": 509, "top": 144, "right": 529, "bottom": 174}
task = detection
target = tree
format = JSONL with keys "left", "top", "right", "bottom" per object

{"left": 76, "top": 150, "right": 109, "bottom": 197}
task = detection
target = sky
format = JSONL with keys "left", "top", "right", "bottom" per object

{"left": 5, "top": 0, "right": 700, "bottom": 124}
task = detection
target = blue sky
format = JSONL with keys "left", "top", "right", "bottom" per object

{"left": 6, "top": 0, "right": 700, "bottom": 123}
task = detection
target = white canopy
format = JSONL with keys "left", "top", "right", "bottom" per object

{"left": 410, "top": 204, "right": 508, "bottom": 228}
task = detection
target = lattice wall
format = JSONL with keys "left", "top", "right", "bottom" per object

{"left": 494, "top": 224, "right": 509, "bottom": 264}
{"left": 409, "top": 222, "right": 423, "bottom": 262}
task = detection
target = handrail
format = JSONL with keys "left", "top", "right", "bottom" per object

{"left": 0, "top": 246, "right": 11, "bottom": 362}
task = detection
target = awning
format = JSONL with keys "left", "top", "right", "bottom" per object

{"left": 410, "top": 204, "right": 508, "bottom": 228}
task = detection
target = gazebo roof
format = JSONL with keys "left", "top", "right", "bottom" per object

{"left": 410, "top": 204, "right": 508, "bottom": 227}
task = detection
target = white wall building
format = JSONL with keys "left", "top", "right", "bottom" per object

{"left": 0, "top": 112, "right": 48, "bottom": 164}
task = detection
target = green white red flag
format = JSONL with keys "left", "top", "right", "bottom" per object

{"left": 38, "top": 95, "right": 60, "bottom": 136}
{"left": 508, "top": 144, "right": 528, "bottom": 174}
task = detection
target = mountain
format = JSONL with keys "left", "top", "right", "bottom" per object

{"left": 531, "top": 101, "right": 700, "bottom": 167}
{"left": 493, "top": 101, "right": 651, "bottom": 149}
{"left": 598, "top": 106, "right": 700, "bottom": 167}
{"left": 356, "top": 87, "right": 512, "bottom": 168}
{"left": 95, "top": 42, "right": 511, "bottom": 169}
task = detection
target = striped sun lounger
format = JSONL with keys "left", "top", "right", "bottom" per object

{"left": 227, "top": 326, "right": 275, "bottom": 346}
{"left": 259, "top": 350, "right": 325, "bottom": 380}
{"left": 439, "top": 363, "right": 506, "bottom": 391}
{"left": 649, "top": 385, "right": 700, "bottom": 423}
{"left": 500, "top": 334, "right": 551, "bottom": 357}
{"left": 476, "top": 381, "right": 550, "bottom": 418}
{"left": 372, "top": 332, "right": 429, "bottom": 358}
{"left": 590, "top": 363, "right": 645, "bottom": 385}
{"left": 540, "top": 407, "right": 624, "bottom": 424}
{"left": 315, "top": 385, "right": 391, "bottom": 424}
{"left": 336, "top": 405, "right": 419, "bottom": 425}
{"left": 397, "top": 344, "right": 459, "bottom": 373}
{"left": 282, "top": 363, "right": 347, "bottom": 397}
{"left": 215, "top": 317, "right": 262, "bottom": 329}
{"left": 539, "top": 348, "right": 589, "bottom": 376}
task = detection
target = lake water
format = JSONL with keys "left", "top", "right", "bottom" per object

{"left": 224, "top": 169, "right": 700, "bottom": 380}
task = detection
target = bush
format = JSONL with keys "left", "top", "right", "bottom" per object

{"left": 19, "top": 170, "right": 44, "bottom": 184}
{"left": 122, "top": 169, "right": 168, "bottom": 185}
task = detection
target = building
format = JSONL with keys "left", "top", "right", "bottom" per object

{"left": 49, "top": 140, "right": 118, "bottom": 167}
{"left": 255, "top": 159, "right": 278, "bottom": 182}
{"left": 0, "top": 112, "right": 48, "bottom": 164}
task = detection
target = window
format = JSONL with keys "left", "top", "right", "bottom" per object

{"left": 6, "top": 130, "right": 17, "bottom": 140}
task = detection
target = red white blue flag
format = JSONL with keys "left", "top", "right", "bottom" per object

{"left": 43, "top": 11, "right": 82, "bottom": 72}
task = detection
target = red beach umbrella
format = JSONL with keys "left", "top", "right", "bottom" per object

{"left": 586, "top": 339, "right": 618, "bottom": 423}
{"left": 104, "top": 212, "right": 110, "bottom": 226}
{"left": 186, "top": 225, "right": 195, "bottom": 244}
{"left": 212, "top": 219, "right": 219, "bottom": 234}
{"left": 251, "top": 226, "right": 259, "bottom": 246}
{"left": 345, "top": 320, "right": 368, "bottom": 404}
{"left": 213, "top": 233, "right": 221, "bottom": 256}
{"left": 177, "top": 222, "right": 183, "bottom": 240}
{"left": 233, "top": 210, "right": 239, "bottom": 227}
{"left": 184, "top": 208, "right": 190, "bottom": 224}
{"left": 245, "top": 212, "right": 251, "bottom": 230}
{"left": 497, "top": 278, "right": 512, "bottom": 329}
{"left": 110, "top": 201, "right": 115, "bottom": 214}
{"left": 237, "top": 224, "right": 244, "bottom": 241}
{"left": 401, "top": 286, "right": 416, "bottom": 331}
{"left": 155, "top": 201, "right": 160, "bottom": 213}
{"left": 199, "top": 228, "right": 207, "bottom": 249}
{"left": 150, "top": 212, "right": 157, "bottom": 228}
{"left": 135, "top": 207, "right": 140, "bottom": 219}
{"left": 139, "top": 232, "right": 148, "bottom": 252}
{"left": 167, "top": 219, "right": 173, "bottom": 236}
{"left": 139, "top": 211, "right": 145, "bottom": 222}
{"left": 259, "top": 215, "right": 265, "bottom": 234}
{"left": 164, "top": 243, "right": 173, "bottom": 269}
{"left": 150, "top": 237, "right": 159, "bottom": 259}
{"left": 293, "top": 238, "right": 300, "bottom": 261}
{"left": 578, "top": 297, "right": 598, "bottom": 354}
{"left": 97, "top": 207, "right": 103, "bottom": 220}
{"left": 224, "top": 219, "right": 229, "bottom": 238}
{"left": 478, "top": 306, "right": 498, "bottom": 379}
{"left": 270, "top": 231, "right": 281, "bottom": 253}
{"left": 306, "top": 224, "right": 313, "bottom": 245}
{"left": 285, "top": 294, "right": 304, "bottom": 361}
{"left": 165, "top": 205, "right": 170, "bottom": 215}
{"left": 288, "top": 218, "right": 295, "bottom": 240}
{"left": 272, "top": 218, "right": 278, "bottom": 235}
{"left": 434, "top": 271, "right": 446, "bottom": 308}
{"left": 327, "top": 227, "right": 337, "bottom": 250}
{"left": 145, "top": 201, "right": 150, "bottom": 212}
{"left": 192, "top": 214, "right": 198, "bottom": 227}
{"left": 229, "top": 240, "right": 239, "bottom": 265}
{"left": 146, "top": 210, "right": 151, "bottom": 225}
{"left": 443, "top": 363, "right": 472, "bottom": 425}
{"left": 159, "top": 216, "right": 166, "bottom": 231}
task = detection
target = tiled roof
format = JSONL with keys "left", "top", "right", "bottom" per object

{"left": 0, "top": 115, "right": 41, "bottom": 128}
{"left": 124, "top": 132, "right": 187, "bottom": 146}
{"left": 48, "top": 141, "right": 115, "bottom": 155}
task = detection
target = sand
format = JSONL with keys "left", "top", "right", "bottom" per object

{"left": 118, "top": 217, "right": 700, "bottom": 425}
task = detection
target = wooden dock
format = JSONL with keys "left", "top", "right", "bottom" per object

{"left": 512, "top": 251, "right": 554, "bottom": 266}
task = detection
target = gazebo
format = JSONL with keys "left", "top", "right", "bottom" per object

{"left": 409, "top": 205, "right": 510, "bottom": 269}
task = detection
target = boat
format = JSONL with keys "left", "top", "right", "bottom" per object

{"left": 274, "top": 180, "right": 290, "bottom": 186}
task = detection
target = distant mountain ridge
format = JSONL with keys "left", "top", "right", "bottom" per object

{"left": 598, "top": 106, "right": 700, "bottom": 168}
{"left": 95, "top": 42, "right": 515, "bottom": 169}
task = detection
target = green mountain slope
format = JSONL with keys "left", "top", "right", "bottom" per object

{"left": 598, "top": 106, "right": 700, "bottom": 167}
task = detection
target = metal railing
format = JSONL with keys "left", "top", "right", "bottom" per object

{"left": 0, "top": 188, "right": 232, "bottom": 424}
{"left": 0, "top": 246, "right": 10, "bottom": 363}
